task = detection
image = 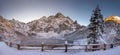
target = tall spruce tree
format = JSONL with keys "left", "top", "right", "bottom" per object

{"left": 87, "top": 5, "right": 104, "bottom": 44}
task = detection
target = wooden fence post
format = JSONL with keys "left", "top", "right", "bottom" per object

{"left": 5, "top": 42, "right": 9, "bottom": 45}
{"left": 103, "top": 43, "right": 106, "bottom": 50}
{"left": 9, "top": 42, "right": 12, "bottom": 47}
{"left": 64, "top": 41, "right": 68, "bottom": 52}
{"left": 110, "top": 44, "right": 113, "bottom": 48}
{"left": 41, "top": 42, "right": 44, "bottom": 51}
{"left": 118, "top": 42, "right": 120, "bottom": 46}
{"left": 85, "top": 45, "right": 88, "bottom": 52}
{"left": 17, "top": 44, "right": 20, "bottom": 50}
{"left": 118, "top": 42, "right": 120, "bottom": 45}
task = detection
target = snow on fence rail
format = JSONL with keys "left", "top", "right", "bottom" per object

{"left": 4, "top": 41, "right": 120, "bottom": 52}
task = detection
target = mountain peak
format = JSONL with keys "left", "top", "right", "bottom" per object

{"left": 41, "top": 16, "right": 47, "bottom": 18}
{"left": 55, "top": 12, "right": 65, "bottom": 18}
{"left": 104, "top": 16, "right": 120, "bottom": 23}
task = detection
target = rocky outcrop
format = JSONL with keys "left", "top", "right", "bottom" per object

{"left": 27, "top": 13, "right": 81, "bottom": 33}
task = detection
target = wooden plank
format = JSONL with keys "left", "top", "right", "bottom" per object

{"left": 88, "top": 44, "right": 101, "bottom": 46}
{"left": 44, "top": 44, "right": 65, "bottom": 46}
{"left": 20, "top": 44, "right": 41, "bottom": 46}
{"left": 88, "top": 48, "right": 102, "bottom": 50}
{"left": 44, "top": 48, "right": 65, "bottom": 50}
{"left": 44, "top": 48, "right": 86, "bottom": 50}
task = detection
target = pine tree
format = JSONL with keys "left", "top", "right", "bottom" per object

{"left": 87, "top": 5, "right": 104, "bottom": 44}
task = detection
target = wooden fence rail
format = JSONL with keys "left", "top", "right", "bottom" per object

{"left": 5, "top": 41, "right": 120, "bottom": 52}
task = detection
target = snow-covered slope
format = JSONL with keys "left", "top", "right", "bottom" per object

{"left": 0, "top": 42, "right": 120, "bottom": 55}
{"left": 102, "top": 20, "right": 120, "bottom": 43}
{"left": 65, "top": 20, "right": 120, "bottom": 44}
{"left": 64, "top": 26, "right": 88, "bottom": 41}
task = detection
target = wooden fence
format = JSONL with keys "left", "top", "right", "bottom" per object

{"left": 5, "top": 41, "right": 120, "bottom": 52}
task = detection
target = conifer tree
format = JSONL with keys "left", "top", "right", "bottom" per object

{"left": 87, "top": 5, "right": 104, "bottom": 44}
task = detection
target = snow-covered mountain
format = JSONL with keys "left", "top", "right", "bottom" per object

{"left": 0, "top": 13, "right": 83, "bottom": 42}
{"left": 1, "top": 14, "right": 120, "bottom": 44}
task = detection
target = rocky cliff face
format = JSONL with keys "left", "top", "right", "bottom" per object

{"left": 0, "top": 16, "right": 17, "bottom": 42}
{"left": 27, "top": 13, "right": 81, "bottom": 33}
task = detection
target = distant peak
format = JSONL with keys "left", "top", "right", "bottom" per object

{"left": 12, "top": 18, "right": 15, "bottom": 20}
{"left": 0, "top": 16, "right": 3, "bottom": 17}
{"left": 55, "top": 12, "right": 65, "bottom": 18}
{"left": 73, "top": 20, "right": 78, "bottom": 24}
{"left": 0, "top": 16, "right": 3, "bottom": 19}
{"left": 11, "top": 18, "right": 18, "bottom": 21}
{"left": 104, "top": 16, "right": 120, "bottom": 23}
{"left": 41, "top": 16, "right": 47, "bottom": 18}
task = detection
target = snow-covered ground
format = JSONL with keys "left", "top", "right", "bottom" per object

{"left": 0, "top": 42, "right": 120, "bottom": 55}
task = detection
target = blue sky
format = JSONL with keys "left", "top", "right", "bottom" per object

{"left": 0, "top": 0, "right": 120, "bottom": 26}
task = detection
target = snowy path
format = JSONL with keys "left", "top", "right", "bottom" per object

{"left": 0, "top": 42, "right": 120, "bottom": 55}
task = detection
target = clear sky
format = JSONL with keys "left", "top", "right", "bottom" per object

{"left": 0, "top": 0, "right": 120, "bottom": 26}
